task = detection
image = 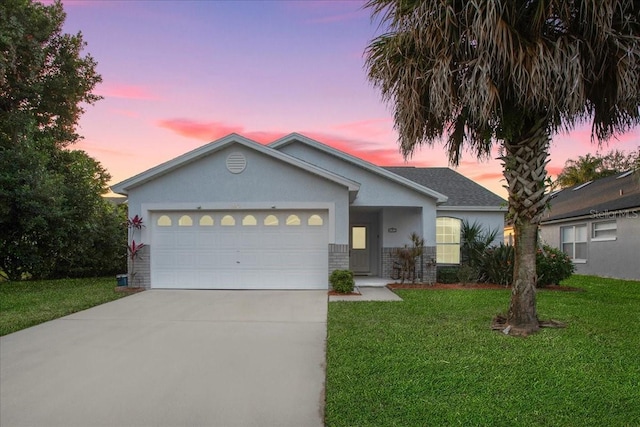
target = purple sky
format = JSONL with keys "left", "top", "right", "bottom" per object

{"left": 53, "top": 0, "right": 639, "bottom": 198}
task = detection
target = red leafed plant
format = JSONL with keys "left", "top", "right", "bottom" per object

{"left": 126, "top": 216, "right": 145, "bottom": 287}
{"left": 127, "top": 240, "right": 145, "bottom": 260}
{"left": 127, "top": 214, "right": 145, "bottom": 230}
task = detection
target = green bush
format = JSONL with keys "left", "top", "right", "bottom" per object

{"left": 457, "top": 264, "right": 478, "bottom": 285}
{"left": 436, "top": 266, "right": 460, "bottom": 284}
{"left": 477, "top": 243, "right": 574, "bottom": 287}
{"left": 330, "top": 270, "right": 355, "bottom": 293}
{"left": 536, "top": 244, "right": 575, "bottom": 287}
{"left": 477, "top": 243, "right": 514, "bottom": 286}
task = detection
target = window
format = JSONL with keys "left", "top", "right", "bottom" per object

{"left": 351, "top": 226, "right": 366, "bottom": 249}
{"left": 308, "top": 215, "right": 323, "bottom": 226}
{"left": 436, "top": 217, "right": 461, "bottom": 264}
{"left": 592, "top": 220, "right": 616, "bottom": 240}
{"left": 178, "top": 215, "right": 193, "bottom": 226}
{"left": 199, "top": 215, "right": 214, "bottom": 226}
{"left": 157, "top": 215, "right": 172, "bottom": 227}
{"left": 242, "top": 215, "right": 257, "bottom": 226}
{"left": 264, "top": 215, "right": 278, "bottom": 226}
{"left": 221, "top": 215, "right": 235, "bottom": 226}
{"left": 561, "top": 224, "right": 587, "bottom": 262}
{"left": 286, "top": 215, "right": 300, "bottom": 226}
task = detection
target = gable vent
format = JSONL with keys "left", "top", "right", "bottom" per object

{"left": 226, "top": 152, "right": 247, "bottom": 174}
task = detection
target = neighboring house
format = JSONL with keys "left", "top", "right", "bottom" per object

{"left": 112, "top": 133, "right": 505, "bottom": 289}
{"left": 539, "top": 171, "right": 640, "bottom": 280}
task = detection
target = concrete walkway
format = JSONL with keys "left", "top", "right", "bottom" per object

{"left": 329, "top": 286, "right": 403, "bottom": 302}
{"left": 0, "top": 290, "right": 327, "bottom": 427}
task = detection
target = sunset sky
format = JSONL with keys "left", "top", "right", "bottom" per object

{"left": 54, "top": 0, "right": 639, "bottom": 198}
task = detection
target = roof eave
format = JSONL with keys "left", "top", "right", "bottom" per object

{"left": 111, "top": 133, "right": 361, "bottom": 195}
{"left": 270, "top": 133, "right": 448, "bottom": 203}
{"left": 540, "top": 206, "right": 640, "bottom": 224}
{"left": 437, "top": 205, "right": 507, "bottom": 212}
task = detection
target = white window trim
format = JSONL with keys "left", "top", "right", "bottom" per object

{"left": 436, "top": 217, "right": 461, "bottom": 265}
{"left": 561, "top": 224, "right": 588, "bottom": 263}
{"left": 591, "top": 220, "right": 617, "bottom": 242}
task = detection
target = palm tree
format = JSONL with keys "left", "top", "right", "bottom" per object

{"left": 556, "top": 153, "right": 605, "bottom": 188}
{"left": 365, "top": 0, "right": 640, "bottom": 335}
{"left": 556, "top": 149, "right": 640, "bottom": 187}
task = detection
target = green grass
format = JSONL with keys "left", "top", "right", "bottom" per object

{"left": 326, "top": 275, "right": 640, "bottom": 426}
{"left": 0, "top": 277, "right": 128, "bottom": 336}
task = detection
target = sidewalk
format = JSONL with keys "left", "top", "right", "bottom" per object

{"left": 329, "top": 286, "right": 403, "bottom": 302}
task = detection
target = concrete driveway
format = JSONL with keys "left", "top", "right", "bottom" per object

{"left": 0, "top": 290, "right": 328, "bottom": 427}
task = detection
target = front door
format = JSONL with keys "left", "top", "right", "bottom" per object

{"left": 350, "top": 225, "right": 370, "bottom": 274}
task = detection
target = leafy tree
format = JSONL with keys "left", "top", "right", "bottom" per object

{"left": 0, "top": 140, "right": 64, "bottom": 280}
{"left": 0, "top": 0, "right": 116, "bottom": 281}
{"left": 556, "top": 149, "right": 640, "bottom": 187}
{"left": 365, "top": 1, "right": 640, "bottom": 335}
{"left": 1, "top": 0, "right": 101, "bottom": 151}
{"left": 48, "top": 150, "right": 126, "bottom": 278}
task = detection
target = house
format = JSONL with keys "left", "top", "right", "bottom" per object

{"left": 111, "top": 133, "right": 506, "bottom": 289}
{"left": 539, "top": 171, "right": 640, "bottom": 280}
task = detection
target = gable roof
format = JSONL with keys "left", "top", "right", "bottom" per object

{"left": 385, "top": 167, "right": 506, "bottom": 209}
{"left": 111, "top": 133, "right": 361, "bottom": 196}
{"left": 270, "top": 133, "right": 448, "bottom": 203}
{"left": 541, "top": 171, "right": 640, "bottom": 223}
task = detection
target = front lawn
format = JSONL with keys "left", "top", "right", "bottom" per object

{"left": 326, "top": 275, "right": 640, "bottom": 426}
{"left": 0, "top": 277, "right": 128, "bottom": 336}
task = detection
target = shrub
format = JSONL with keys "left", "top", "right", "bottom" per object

{"left": 477, "top": 243, "right": 574, "bottom": 287}
{"left": 457, "top": 264, "right": 478, "bottom": 285}
{"left": 330, "top": 270, "right": 355, "bottom": 294}
{"left": 436, "top": 266, "right": 460, "bottom": 284}
{"left": 536, "top": 244, "right": 575, "bottom": 287}
{"left": 477, "top": 243, "right": 514, "bottom": 286}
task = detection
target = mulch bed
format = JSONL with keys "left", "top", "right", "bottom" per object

{"left": 387, "top": 283, "right": 583, "bottom": 292}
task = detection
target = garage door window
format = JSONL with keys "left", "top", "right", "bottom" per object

{"left": 264, "top": 215, "right": 278, "bottom": 226}
{"left": 308, "top": 215, "right": 323, "bottom": 226}
{"left": 242, "top": 215, "right": 257, "bottom": 226}
{"left": 221, "top": 215, "right": 235, "bottom": 226}
{"left": 286, "top": 215, "right": 301, "bottom": 226}
{"left": 199, "top": 215, "right": 214, "bottom": 226}
{"left": 157, "top": 215, "right": 172, "bottom": 227}
{"left": 178, "top": 215, "right": 193, "bottom": 226}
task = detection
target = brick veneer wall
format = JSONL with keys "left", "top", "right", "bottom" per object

{"left": 329, "top": 244, "right": 349, "bottom": 275}
{"left": 128, "top": 245, "right": 150, "bottom": 288}
{"left": 381, "top": 246, "right": 437, "bottom": 284}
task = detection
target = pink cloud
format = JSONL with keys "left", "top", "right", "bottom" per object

{"left": 156, "top": 119, "right": 401, "bottom": 164}
{"left": 157, "top": 119, "right": 244, "bottom": 141}
{"left": 94, "top": 83, "right": 158, "bottom": 100}
{"left": 473, "top": 172, "right": 504, "bottom": 181}
{"left": 301, "top": 131, "right": 404, "bottom": 166}
{"left": 243, "top": 131, "right": 289, "bottom": 144}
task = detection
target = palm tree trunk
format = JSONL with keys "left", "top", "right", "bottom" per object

{"left": 502, "top": 117, "right": 550, "bottom": 335}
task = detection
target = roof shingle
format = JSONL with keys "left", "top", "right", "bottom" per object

{"left": 384, "top": 167, "right": 506, "bottom": 207}
{"left": 541, "top": 171, "right": 640, "bottom": 222}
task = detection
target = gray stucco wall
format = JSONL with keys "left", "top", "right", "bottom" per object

{"left": 127, "top": 144, "right": 351, "bottom": 244}
{"left": 278, "top": 143, "right": 440, "bottom": 243}
{"left": 539, "top": 213, "right": 640, "bottom": 280}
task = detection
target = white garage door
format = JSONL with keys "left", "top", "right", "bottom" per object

{"left": 150, "top": 210, "right": 329, "bottom": 289}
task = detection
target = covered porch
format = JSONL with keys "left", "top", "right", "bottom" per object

{"left": 348, "top": 206, "right": 437, "bottom": 283}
